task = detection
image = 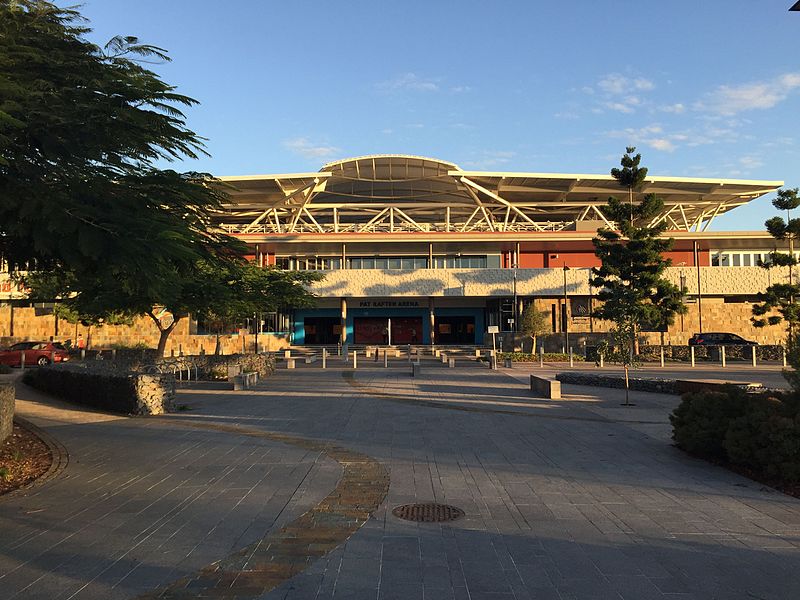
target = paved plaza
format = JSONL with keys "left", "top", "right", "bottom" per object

{"left": 2, "top": 360, "right": 800, "bottom": 599}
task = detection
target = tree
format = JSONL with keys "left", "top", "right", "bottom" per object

{"left": 592, "top": 147, "right": 687, "bottom": 405}
{"left": 520, "top": 303, "right": 550, "bottom": 353}
{"left": 752, "top": 188, "right": 800, "bottom": 348}
{"left": 0, "top": 1, "right": 233, "bottom": 305}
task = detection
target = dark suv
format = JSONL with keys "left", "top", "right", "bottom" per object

{"left": 688, "top": 332, "right": 757, "bottom": 346}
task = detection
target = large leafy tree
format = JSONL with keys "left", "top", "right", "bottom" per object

{"left": 752, "top": 188, "right": 800, "bottom": 347}
{"left": 0, "top": 1, "right": 233, "bottom": 301}
{"left": 592, "top": 148, "right": 686, "bottom": 404}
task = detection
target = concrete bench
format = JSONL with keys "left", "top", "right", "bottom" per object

{"left": 448, "top": 358, "right": 455, "bottom": 368}
{"left": 530, "top": 374, "right": 561, "bottom": 399}
{"left": 227, "top": 365, "right": 242, "bottom": 379}
{"left": 233, "top": 371, "right": 259, "bottom": 391}
{"left": 411, "top": 363, "right": 422, "bottom": 377}
{"left": 286, "top": 358, "right": 296, "bottom": 369}
{"left": 304, "top": 356, "right": 317, "bottom": 364}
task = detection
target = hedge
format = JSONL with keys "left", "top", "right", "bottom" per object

{"left": 670, "top": 387, "right": 800, "bottom": 484}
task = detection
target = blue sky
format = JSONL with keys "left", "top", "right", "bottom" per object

{"left": 74, "top": 0, "right": 799, "bottom": 230}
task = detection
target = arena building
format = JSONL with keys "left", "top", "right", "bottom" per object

{"left": 212, "top": 154, "right": 786, "bottom": 348}
{"left": 0, "top": 154, "right": 790, "bottom": 352}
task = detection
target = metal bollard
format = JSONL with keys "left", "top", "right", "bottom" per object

{"left": 353, "top": 350, "right": 357, "bottom": 369}
{"left": 690, "top": 346, "right": 695, "bottom": 367}
{"left": 284, "top": 349, "right": 291, "bottom": 359}
{"left": 751, "top": 345, "right": 757, "bottom": 367}
{"left": 569, "top": 347, "right": 574, "bottom": 368}
{"left": 449, "top": 358, "right": 455, "bottom": 368}
{"left": 660, "top": 347, "right": 665, "bottom": 368}
{"left": 384, "top": 350, "right": 388, "bottom": 368}
{"left": 721, "top": 345, "right": 726, "bottom": 368}
{"left": 20, "top": 351, "right": 25, "bottom": 369}
{"left": 539, "top": 346, "right": 544, "bottom": 368}
{"left": 81, "top": 349, "right": 86, "bottom": 361}
{"left": 112, "top": 348, "right": 117, "bottom": 360}
{"left": 322, "top": 348, "right": 327, "bottom": 369}
{"left": 783, "top": 346, "right": 788, "bottom": 367}
{"left": 599, "top": 352, "right": 604, "bottom": 368}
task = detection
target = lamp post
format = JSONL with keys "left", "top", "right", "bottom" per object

{"left": 512, "top": 267, "right": 518, "bottom": 333}
{"left": 679, "top": 272, "right": 686, "bottom": 332}
{"left": 562, "top": 265, "right": 570, "bottom": 351}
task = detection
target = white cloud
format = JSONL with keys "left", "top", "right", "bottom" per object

{"left": 462, "top": 150, "right": 516, "bottom": 169}
{"left": 649, "top": 138, "right": 676, "bottom": 152}
{"left": 700, "top": 72, "right": 800, "bottom": 115}
{"left": 283, "top": 137, "right": 341, "bottom": 160}
{"left": 597, "top": 73, "right": 654, "bottom": 95}
{"left": 450, "top": 85, "right": 472, "bottom": 93}
{"left": 659, "top": 103, "right": 686, "bottom": 114}
{"left": 375, "top": 73, "right": 439, "bottom": 93}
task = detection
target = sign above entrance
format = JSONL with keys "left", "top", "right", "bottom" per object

{"left": 358, "top": 300, "right": 420, "bottom": 308}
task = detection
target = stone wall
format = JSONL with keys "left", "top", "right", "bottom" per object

{"left": 22, "top": 365, "right": 175, "bottom": 416}
{"left": 0, "top": 382, "right": 13, "bottom": 443}
{"left": 0, "top": 306, "right": 290, "bottom": 355}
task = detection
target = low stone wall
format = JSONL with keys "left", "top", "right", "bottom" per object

{"left": 59, "top": 352, "right": 275, "bottom": 381}
{"left": 556, "top": 372, "right": 678, "bottom": 394}
{"left": 23, "top": 366, "right": 175, "bottom": 415}
{"left": 0, "top": 382, "right": 13, "bottom": 442}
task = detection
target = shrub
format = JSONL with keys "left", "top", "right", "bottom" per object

{"left": 498, "top": 352, "right": 584, "bottom": 362}
{"left": 0, "top": 364, "right": 11, "bottom": 374}
{"left": 724, "top": 399, "right": 800, "bottom": 483}
{"left": 670, "top": 387, "right": 750, "bottom": 459}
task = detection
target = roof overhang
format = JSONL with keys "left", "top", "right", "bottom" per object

{"left": 213, "top": 154, "right": 783, "bottom": 236}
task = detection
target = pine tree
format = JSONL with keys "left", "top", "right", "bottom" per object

{"left": 592, "top": 147, "right": 686, "bottom": 405}
{"left": 751, "top": 188, "right": 800, "bottom": 348}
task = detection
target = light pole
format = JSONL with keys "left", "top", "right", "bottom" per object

{"left": 562, "top": 265, "right": 570, "bottom": 351}
{"left": 679, "top": 272, "right": 686, "bottom": 332}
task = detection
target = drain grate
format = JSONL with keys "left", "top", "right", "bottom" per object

{"left": 392, "top": 503, "right": 465, "bottom": 523}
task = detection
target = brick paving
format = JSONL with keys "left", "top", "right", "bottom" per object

{"left": 1, "top": 360, "right": 800, "bottom": 599}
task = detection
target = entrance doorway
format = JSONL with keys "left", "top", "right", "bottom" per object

{"left": 436, "top": 316, "right": 475, "bottom": 344}
{"left": 353, "top": 317, "right": 422, "bottom": 344}
{"left": 303, "top": 317, "right": 339, "bottom": 344}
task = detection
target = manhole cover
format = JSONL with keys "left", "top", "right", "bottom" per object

{"left": 392, "top": 503, "right": 465, "bottom": 522}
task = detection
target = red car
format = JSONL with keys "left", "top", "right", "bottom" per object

{"left": 0, "top": 342, "right": 71, "bottom": 367}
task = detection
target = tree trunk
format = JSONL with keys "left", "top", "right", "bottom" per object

{"left": 532, "top": 335, "right": 537, "bottom": 354}
{"left": 214, "top": 331, "right": 221, "bottom": 356}
{"left": 624, "top": 365, "right": 630, "bottom": 406}
{"left": 147, "top": 311, "right": 180, "bottom": 357}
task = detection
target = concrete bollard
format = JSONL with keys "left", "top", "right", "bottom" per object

{"left": 690, "top": 346, "right": 695, "bottom": 368}
{"left": 660, "top": 347, "right": 665, "bottom": 368}
{"left": 322, "top": 348, "right": 327, "bottom": 369}
{"left": 80, "top": 349, "right": 86, "bottom": 362}
{"left": 352, "top": 350, "right": 357, "bottom": 369}
{"left": 599, "top": 352, "right": 604, "bottom": 368}
{"left": 435, "top": 349, "right": 441, "bottom": 358}
{"left": 751, "top": 345, "right": 757, "bottom": 367}
{"left": 287, "top": 358, "right": 296, "bottom": 369}
{"left": 411, "top": 362, "right": 422, "bottom": 377}
{"left": 449, "top": 357, "right": 455, "bottom": 368}
{"left": 783, "top": 346, "right": 788, "bottom": 367}
{"left": 721, "top": 345, "right": 726, "bottom": 368}
{"left": 441, "top": 353, "right": 448, "bottom": 364}
{"left": 539, "top": 346, "right": 544, "bottom": 368}
{"left": 284, "top": 350, "right": 291, "bottom": 359}
{"left": 475, "top": 348, "right": 482, "bottom": 357}
{"left": 20, "top": 351, "right": 25, "bottom": 369}
{"left": 384, "top": 351, "right": 389, "bottom": 368}
{"left": 112, "top": 348, "right": 117, "bottom": 361}
{"left": 569, "top": 347, "right": 574, "bottom": 368}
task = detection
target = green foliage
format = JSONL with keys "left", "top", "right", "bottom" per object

{"left": 0, "top": 364, "right": 11, "bottom": 374}
{"left": 670, "top": 387, "right": 751, "bottom": 459}
{"left": 592, "top": 148, "right": 686, "bottom": 353}
{"left": 672, "top": 388, "right": 800, "bottom": 484}
{"left": 498, "top": 352, "right": 584, "bottom": 362}
{"left": 0, "top": 466, "right": 9, "bottom": 481}
{"left": 519, "top": 304, "right": 550, "bottom": 352}
{"left": 109, "top": 342, "right": 150, "bottom": 351}
{"left": 752, "top": 189, "right": 800, "bottom": 354}
{"left": 0, "top": 1, "right": 240, "bottom": 306}
{"left": 23, "top": 367, "right": 139, "bottom": 414}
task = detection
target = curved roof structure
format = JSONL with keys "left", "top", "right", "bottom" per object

{"left": 215, "top": 154, "right": 782, "bottom": 236}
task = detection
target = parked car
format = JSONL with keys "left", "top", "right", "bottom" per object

{"left": 0, "top": 342, "right": 71, "bottom": 367}
{"left": 688, "top": 332, "right": 757, "bottom": 346}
